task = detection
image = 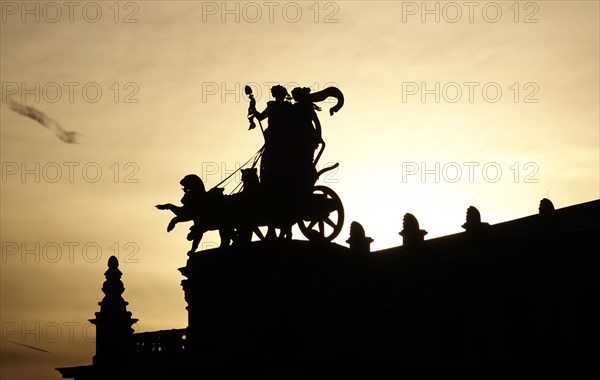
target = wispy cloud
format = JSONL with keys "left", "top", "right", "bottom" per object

{"left": 5, "top": 97, "right": 79, "bottom": 144}
{"left": 6, "top": 340, "right": 51, "bottom": 354}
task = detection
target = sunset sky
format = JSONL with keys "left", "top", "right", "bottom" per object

{"left": 1, "top": 1, "right": 598, "bottom": 378}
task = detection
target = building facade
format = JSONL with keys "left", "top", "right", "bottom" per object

{"left": 57, "top": 198, "right": 600, "bottom": 378}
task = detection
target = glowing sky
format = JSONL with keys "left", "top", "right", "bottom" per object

{"left": 1, "top": 1, "right": 598, "bottom": 378}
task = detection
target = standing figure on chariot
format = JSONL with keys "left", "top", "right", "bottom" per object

{"left": 248, "top": 85, "right": 293, "bottom": 191}
{"left": 249, "top": 84, "right": 344, "bottom": 195}
{"left": 290, "top": 87, "right": 324, "bottom": 194}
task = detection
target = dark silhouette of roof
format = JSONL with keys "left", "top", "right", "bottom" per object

{"left": 57, "top": 198, "right": 600, "bottom": 377}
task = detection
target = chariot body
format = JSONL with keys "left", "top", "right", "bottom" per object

{"left": 210, "top": 140, "right": 345, "bottom": 244}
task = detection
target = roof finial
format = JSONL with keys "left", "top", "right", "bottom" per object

{"left": 89, "top": 256, "right": 138, "bottom": 365}
{"left": 399, "top": 213, "right": 427, "bottom": 247}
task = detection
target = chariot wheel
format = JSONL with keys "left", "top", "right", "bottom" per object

{"left": 298, "top": 185, "right": 344, "bottom": 242}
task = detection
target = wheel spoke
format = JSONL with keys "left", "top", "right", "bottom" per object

{"left": 318, "top": 220, "right": 325, "bottom": 233}
{"left": 324, "top": 217, "right": 336, "bottom": 228}
{"left": 307, "top": 220, "right": 317, "bottom": 230}
{"left": 254, "top": 227, "right": 264, "bottom": 240}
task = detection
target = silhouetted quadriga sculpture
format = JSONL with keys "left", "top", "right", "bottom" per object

{"left": 157, "top": 84, "right": 345, "bottom": 252}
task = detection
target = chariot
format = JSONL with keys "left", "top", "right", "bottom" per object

{"left": 157, "top": 84, "right": 346, "bottom": 249}
{"left": 213, "top": 140, "right": 345, "bottom": 243}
